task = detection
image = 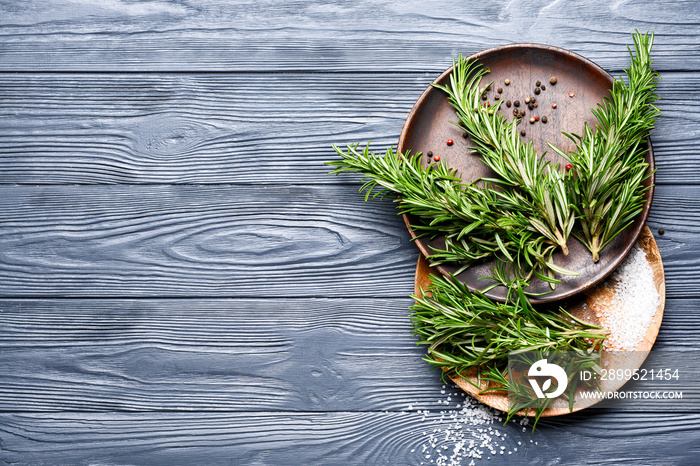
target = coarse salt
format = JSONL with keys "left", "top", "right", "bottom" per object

{"left": 596, "top": 245, "right": 660, "bottom": 350}
{"left": 408, "top": 384, "right": 534, "bottom": 465}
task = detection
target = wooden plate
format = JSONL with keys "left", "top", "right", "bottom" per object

{"left": 399, "top": 44, "right": 655, "bottom": 304}
{"left": 414, "top": 225, "right": 665, "bottom": 416}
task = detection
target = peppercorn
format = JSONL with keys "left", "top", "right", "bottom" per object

{"left": 520, "top": 110, "right": 526, "bottom": 118}
{"left": 540, "top": 85, "right": 545, "bottom": 91}
{"left": 434, "top": 155, "right": 441, "bottom": 161}
{"left": 528, "top": 104, "right": 534, "bottom": 110}
{"left": 427, "top": 151, "right": 433, "bottom": 158}
{"left": 533, "top": 103, "right": 538, "bottom": 108}
{"left": 488, "top": 109, "right": 494, "bottom": 115}
{"left": 524, "top": 97, "right": 530, "bottom": 104}
{"left": 446, "top": 139, "right": 454, "bottom": 146}
{"left": 462, "top": 132, "right": 468, "bottom": 138}
{"left": 497, "top": 87, "right": 503, "bottom": 93}
{"left": 565, "top": 164, "right": 573, "bottom": 171}
{"left": 658, "top": 228, "right": 665, "bottom": 235}
{"left": 536, "top": 80, "right": 541, "bottom": 87}
{"left": 495, "top": 94, "right": 501, "bottom": 100}
{"left": 530, "top": 97, "right": 536, "bottom": 103}
{"left": 534, "top": 116, "right": 540, "bottom": 121}
{"left": 552, "top": 103, "right": 557, "bottom": 109}
{"left": 514, "top": 100, "right": 520, "bottom": 107}
{"left": 534, "top": 88, "right": 540, "bottom": 95}
{"left": 513, "top": 109, "right": 519, "bottom": 116}
{"left": 520, "top": 130, "right": 526, "bottom": 136}
{"left": 541, "top": 116, "right": 547, "bottom": 123}
{"left": 504, "top": 79, "right": 510, "bottom": 85}
{"left": 529, "top": 117, "right": 536, "bottom": 124}
{"left": 482, "top": 94, "right": 487, "bottom": 100}
{"left": 569, "top": 91, "right": 575, "bottom": 98}
{"left": 506, "top": 100, "right": 512, "bottom": 107}
{"left": 550, "top": 77, "right": 557, "bottom": 85}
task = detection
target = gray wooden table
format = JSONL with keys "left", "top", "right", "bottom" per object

{"left": 1, "top": 1, "right": 699, "bottom": 464}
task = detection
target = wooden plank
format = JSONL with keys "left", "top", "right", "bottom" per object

{"left": 0, "top": 412, "right": 698, "bottom": 464}
{"left": 0, "top": 297, "right": 433, "bottom": 412}
{"left": 0, "top": 296, "right": 695, "bottom": 413}
{"left": 0, "top": 183, "right": 414, "bottom": 297}
{"left": 0, "top": 183, "right": 693, "bottom": 297}
{"left": 0, "top": 0, "right": 699, "bottom": 72}
{"left": 0, "top": 72, "right": 696, "bottom": 185}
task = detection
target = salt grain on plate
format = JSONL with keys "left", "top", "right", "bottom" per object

{"left": 595, "top": 245, "right": 660, "bottom": 350}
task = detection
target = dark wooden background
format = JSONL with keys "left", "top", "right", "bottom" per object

{"left": 1, "top": 1, "right": 699, "bottom": 464}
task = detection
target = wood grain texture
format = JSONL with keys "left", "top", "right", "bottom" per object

{"left": 0, "top": 295, "right": 694, "bottom": 414}
{"left": 0, "top": 72, "right": 696, "bottom": 185}
{"left": 0, "top": 0, "right": 699, "bottom": 72}
{"left": 0, "top": 297, "right": 432, "bottom": 412}
{"left": 0, "top": 412, "right": 699, "bottom": 465}
{"left": 1, "top": 1, "right": 699, "bottom": 462}
{"left": 0, "top": 184, "right": 415, "bottom": 297}
{"left": 0, "top": 184, "right": 693, "bottom": 298}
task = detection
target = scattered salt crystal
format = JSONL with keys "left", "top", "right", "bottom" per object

{"left": 597, "top": 245, "right": 660, "bottom": 351}
{"left": 407, "top": 384, "right": 541, "bottom": 464}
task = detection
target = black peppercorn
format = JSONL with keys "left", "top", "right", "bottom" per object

{"left": 513, "top": 109, "right": 519, "bottom": 116}
{"left": 497, "top": 87, "right": 503, "bottom": 93}
{"left": 658, "top": 228, "right": 665, "bottom": 235}
{"left": 534, "top": 88, "right": 541, "bottom": 95}
{"left": 535, "top": 80, "right": 541, "bottom": 87}
{"left": 506, "top": 100, "right": 512, "bottom": 107}
{"left": 520, "top": 130, "right": 526, "bottom": 136}
{"left": 427, "top": 151, "right": 433, "bottom": 158}
{"left": 495, "top": 94, "right": 501, "bottom": 100}
{"left": 482, "top": 94, "right": 487, "bottom": 100}
{"left": 550, "top": 77, "right": 557, "bottom": 85}
{"left": 540, "top": 85, "right": 545, "bottom": 91}
{"left": 530, "top": 96, "right": 536, "bottom": 103}
{"left": 462, "top": 132, "right": 468, "bottom": 138}
{"left": 528, "top": 104, "right": 534, "bottom": 110}
{"left": 514, "top": 100, "right": 520, "bottom": 107}
{"left": 541, "top": 116, "right": 547, "bottom": 123}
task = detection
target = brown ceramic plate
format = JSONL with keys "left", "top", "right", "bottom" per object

{"left": 398, "top": 44, "right": 655, "bottom": 303}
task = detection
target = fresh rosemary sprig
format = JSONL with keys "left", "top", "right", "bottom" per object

{"left": 410, "top": 273, "right": 606, "bottom": 424}
{"left": 327, "top": 143, "right": 575, "bottom": 281}
{"left": 549, "top": 31, "right": 659, "bottom": 261}
{"left": 411, "top": 273, "right": 606, "bottom": 371}
{"left": 432, "top": 57, "right": 575, "bottom": 255}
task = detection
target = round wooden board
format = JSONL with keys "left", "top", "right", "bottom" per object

{"left": 413, "top": 225, "right": 665, "bottom": 417}
{"left": 399, "top": 43, "right": 655, "bottom": 304}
